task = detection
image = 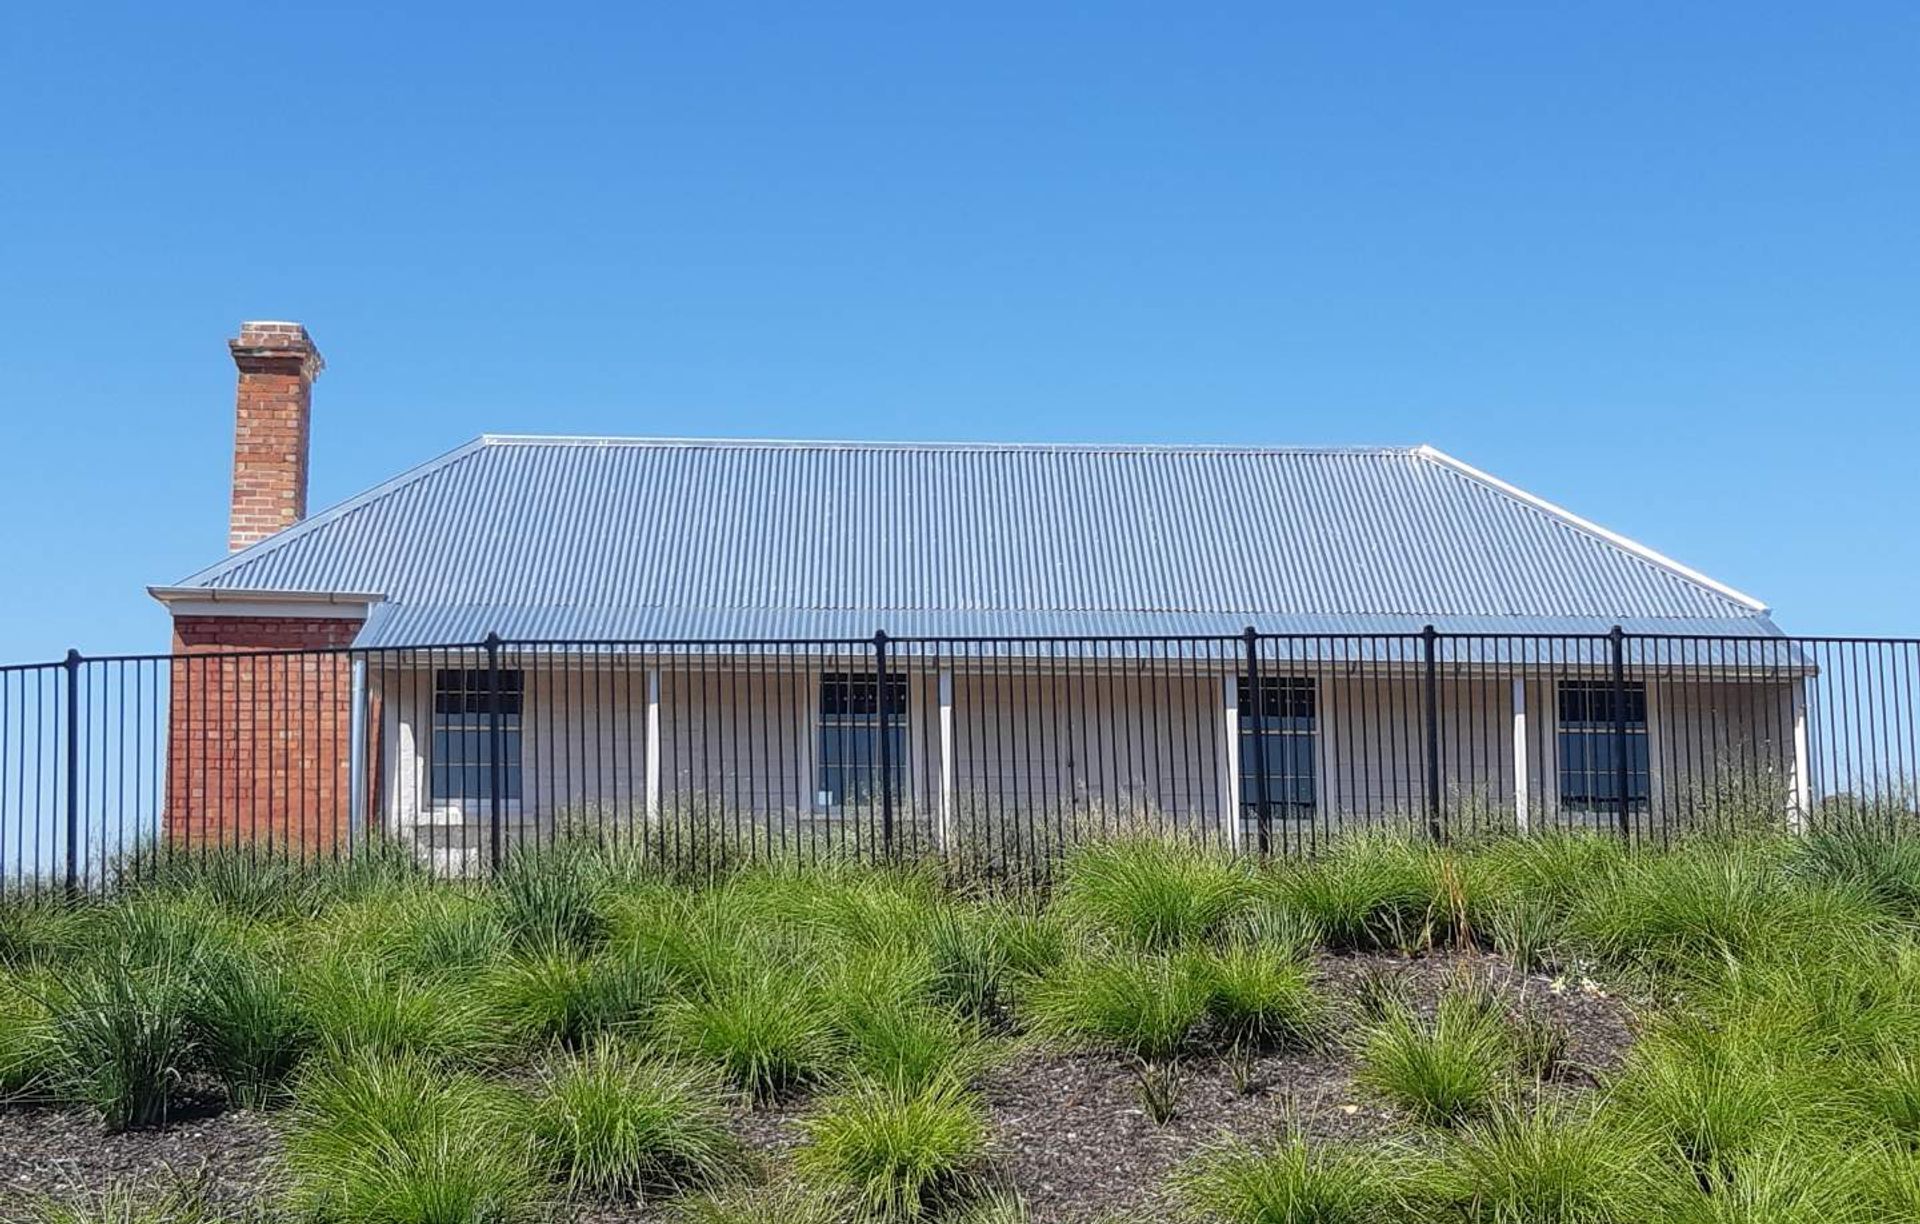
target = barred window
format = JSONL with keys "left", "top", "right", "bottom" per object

{"left": 1239, "top": 677, "right": 1316, "bottom": 817}
{"left": 817, "top": 672, "right": 907, "bottom": 808}
{"left": 1557, "top": 680, "right": 1649, "bottom": 809}
{"left": 431, "top": 669, "right": 524, "bottom": 804}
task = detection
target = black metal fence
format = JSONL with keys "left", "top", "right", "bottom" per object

{"left": 2, "top": 629, "right": 1917, "bottom": 891}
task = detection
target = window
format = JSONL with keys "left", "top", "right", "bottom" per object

{"left": 430, "top": 669, "right": 524, "bottom": 805}
{"left": 1239, "top": 677, "right": 1316, "bottom": 818}
{"left": 817, "top": 672, "right": 907, "bottom": 808}
{"left": 1557, "top": 680, "right": 1649, "bottom": 810}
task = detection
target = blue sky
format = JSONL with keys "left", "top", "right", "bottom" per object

{"left": 1, "top": 3, "right": 1916, "bottom": 659}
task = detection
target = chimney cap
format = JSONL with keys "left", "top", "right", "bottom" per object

{"left": 230, "top": 320, "right": 324, "bottom": 378}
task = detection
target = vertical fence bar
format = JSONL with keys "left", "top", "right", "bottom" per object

{"left": 1610, "top": 625, "right": 1630, "bottom": 842}
{"left": 1243, "top": 627, "right": 1269, "bottom": 855}
{"left": 485, "top": 633, "right": 504, "bottom": 874}
{"left": 874, "top": 631, "right": 894, "bottom": 858}
{"left": 63, "top": 649, "right": 80, "bottom": 897}
{"left": 1421, "top": 626, "right": 1441, "bottom": 842}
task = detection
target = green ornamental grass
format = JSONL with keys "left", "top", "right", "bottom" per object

{"left": 0, "top": 971, "right": 58, "bottom": 1101}
{"left": 530, "top": 1037, "right": 738, "bottom": 1201}
{"left": 298, "top": 954, "right": 498, "bottom": 1065}
{"left": 1354, "top": 980, "right": 1513, "bottom": 1128}
{"left": 286, "top": 1052, "right": 538, "bottom": 1224}
{"left": 1174, "top": 1134, "right": 1402, "bottom": 1224}
{"left": 660, "top": 965, "right": 836, "bottom": 1099}
{"left": 492, "top": 938, "right": 663, "bottom": 1049}
{"left": 1266, "top": 836, "right": 1438, "bottom": 953}
{"left": 189, "top": 941, "right": 311, "bottom": 1107}
{"left": 1025, "top": 946, "right": 1212, "bottom": 1062}
{"left": 1200, "top": 942, "right": 1324, "bottom": 1052}
{"left": 796, "top": 1079, "right": 988, "bottom": 1220}
{"left": 47, "top": 954, "right": 198, "bottom": 1130}
{"left": 1054, "top": 836, "right": 1249, "bottom": 950}
{"left": 1427, "top": 1101, "right": 1667, "bottom": 1223}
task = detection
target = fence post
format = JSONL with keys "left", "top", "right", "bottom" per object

{"left": 1422, "top": 626, "right": 1442, "bottom": 842}
{"left": 1609, "top": 625, "right": 1630, "bottom": 843}
{"left": 485, "top": 633, "right": 504, "bottom": 875}
{"left": 874, "top": 630, "right": 894, "bottom": 859}
{"left": 1243, "top": 627, "right": 1270, "bottom": 855}
{"left": 64, "top": 649, "right": 81, "bottom": 898}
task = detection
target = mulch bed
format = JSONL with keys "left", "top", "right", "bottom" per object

{"left": 0, "top": 949, "right": 1637, "bottom": 1223}
{"left": 0, "top": 1102, "right": 283, "bottom": 1221}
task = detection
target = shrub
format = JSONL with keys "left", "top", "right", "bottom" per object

{"left": 1267, "top": 837, "right": 1438, "bottom": 952}
{"left": 795, "top": 1080, "right": 988, "bottom": 1219}
{"left": 1421, "top": 1101, "right": 1667, "bottom": 1223}
{"left": 1354, "top": 980, "right": 1513, "bottom": 1127}
{"left": 299, "top": 954, "right": 497, "bottom": 1065}
{"left": 659, "top": 966, "right": 836, "bottom": 1099}
{"left": 925, "top": 901, "right": 1059, "bottom": 1023}
{"left": 0, "top": 971, "right": 58, "bottom": 1100}
{"left": 189, "top": 942, "right": 311, "bottom": 1107}
{"left": 1054, "top": 836, "right": 1249, "bottom": 950}
{"left": 1609, "top": 1014, "right": 1828, "bottom": 1179}
{"left": 1567, "top": 847, "right": 1879, "bottom": 981}
{"left": 1174, "top": 1133, "right": 1403, "bottom": 1224}
{"left": 529, "top": 1038, "right": 737, "bottom": 1201}
{"left": 495, "top": 843, "right": 614, "bottom": 954}
{"left": 1024, "top": 946, "right": 1212, "bottom": 1062}
{"left": 286, "top": 1052, "right": 539, "bottom": 1223}
{"left": 1199, "top": 942, "right": 1323, "bottom": 1053}
{"left": 670, "top": 1179, "right": 851, "bottom": 1224}
{"left": 491, "top": 939, "right": 663, "bottom": 1049}
{"left": 47, "top": 955, "right": 197, "bottom": 1129}
{"left": 16, "top": 1177, "right": 261, "bottom": 1224}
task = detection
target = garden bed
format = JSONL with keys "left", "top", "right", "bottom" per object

{"left": 0, "top": 945, "right": 1635, "bottom": 1223}
{"left": 4, "top": 826, "right": 1920, "bottom": 1222}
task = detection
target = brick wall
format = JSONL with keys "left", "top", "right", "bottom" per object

{"left": 166, "top": 615, "right": 364, "bottom": 852}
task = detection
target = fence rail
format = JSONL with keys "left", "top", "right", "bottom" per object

{"left": 2, "top": 629, "right": 1916, "bottom": 890}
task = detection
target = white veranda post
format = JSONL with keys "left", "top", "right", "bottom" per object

{"left": 1220, "top": 675, "right": 1243, "bottom": 851}
{"left": 1511, "top": 676, "right": 1530, "bottom": 833}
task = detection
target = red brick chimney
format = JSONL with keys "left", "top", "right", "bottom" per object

{"left": 227, "top": 321, "right": 324, "bottom": 552}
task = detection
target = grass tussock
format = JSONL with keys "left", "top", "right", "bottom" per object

{"left": 795, "top": 1079, "right": 989, "bottom": 1220}
{"left": 1353, "top": 977, "right": 1515, "bottom": 1128}
{"left": 1173, "top": 1133, "right": 1405, "bottom": 1223}
{"left": 286, "top": 1052, "right": 539, "bottom": 1223}
{"left": 529, "top": 1037, "right": 739, "bottom": 1201}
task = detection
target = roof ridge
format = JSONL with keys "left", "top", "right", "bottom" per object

{"left": 475, "top": 434, "right": 1419, "bottom": 456}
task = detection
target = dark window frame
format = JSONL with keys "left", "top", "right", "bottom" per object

{"left": 429, "top": 668, "right": 525, "bottom": 806}
{"left": 816, "top": 671, "right": 908, "bottom": 810}
{"left": 1555, "top": 679, "right": 1650, "bottom": 810}
{"left": 1238, "top": 676, "right": 1317, "bottom": 819}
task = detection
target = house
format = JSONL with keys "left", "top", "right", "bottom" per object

{"left": 149, "top": 322, "right": 1810, "bottom": 871}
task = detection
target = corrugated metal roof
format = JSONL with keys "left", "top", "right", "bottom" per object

{"left": 169, "top": 437, "right": 1777, "bottom": 647}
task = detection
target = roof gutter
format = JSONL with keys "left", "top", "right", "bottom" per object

{"left": 148, "top": 586, "right": 386, "bottom": 620}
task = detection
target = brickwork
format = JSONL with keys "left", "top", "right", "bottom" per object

{"left": 228, "top": 322, "right": 323, "bottom": 553}
{"left": 166, "top": 615, "right": 364, "bottom": 851}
